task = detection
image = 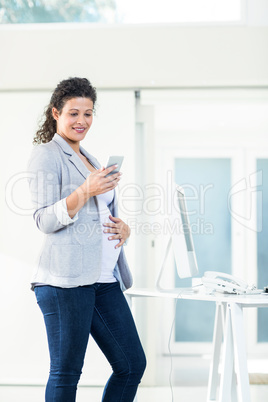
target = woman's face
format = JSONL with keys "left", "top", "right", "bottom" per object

{"left": 52, "top": 97, "right": 94, "bottom": 144}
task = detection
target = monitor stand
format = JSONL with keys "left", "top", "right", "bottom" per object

{"left": 156, "top": 237, "right": 200, "bottom": 294}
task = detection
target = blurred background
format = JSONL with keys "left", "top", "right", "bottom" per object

{"left": 0, "top": 0, "right": 268, "bottom": 400}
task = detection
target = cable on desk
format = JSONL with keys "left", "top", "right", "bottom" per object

{"left": 167, "top": 285, "right": 202, "bottom": 402}
{"left": 168, "top": 295, "right": 179, "bottom": 402}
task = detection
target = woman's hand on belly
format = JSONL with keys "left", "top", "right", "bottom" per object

{"left": 103, "top": 215, "right": 131, "bottom": 249}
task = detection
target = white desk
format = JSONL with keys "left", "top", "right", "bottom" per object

{"left": 126, "top": 287, "right": 268, "bottom": 402}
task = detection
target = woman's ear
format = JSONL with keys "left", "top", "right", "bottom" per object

{"left": 52, "top": 107, "right": 59, "bottom": 120}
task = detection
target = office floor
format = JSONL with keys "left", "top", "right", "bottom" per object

{"left": 0, "top": 385, "right": 267, "bottom": 401}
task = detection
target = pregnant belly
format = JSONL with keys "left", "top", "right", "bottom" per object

{"left": 101, "top": 213, "right": 121, "bottom": 270}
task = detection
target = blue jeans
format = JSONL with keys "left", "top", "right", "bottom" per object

{"left": 34, "top": 282, "right": 146, "bottom": 402}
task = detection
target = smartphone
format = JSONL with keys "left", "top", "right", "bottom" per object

{"left": 105, "top": 156, "right": 124, "bottom": 177}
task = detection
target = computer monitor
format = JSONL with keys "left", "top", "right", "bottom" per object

{"left": 171, "top": 184, "right": 199, "bottom": 278}
{"left": 156, "top": 184, "right": 199, "bottom": 291}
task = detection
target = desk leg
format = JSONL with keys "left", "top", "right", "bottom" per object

{"left": 219, "top": 305, "right": 234, "bottom": 402}
{"left": 207, "top": 302, "right": 225, "bottom": 401}
{"left": 219, "top": 303, "right": 251, "bottom": 402}
{"left": 230, "top": 303, "right": 251, "bottom": 402}
{"left": 231, "top": 367, "right": 238, "bottom": 402}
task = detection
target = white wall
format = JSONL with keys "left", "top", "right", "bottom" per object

{"left": 0, "top": 25, "right": 267, "bottom": 90}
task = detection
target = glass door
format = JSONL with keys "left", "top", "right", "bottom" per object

{"left": 257, "top": 159, "right": 268, "bottom": 342}
{"left": 174, "top": 157, "right": 232, "bottom": 342}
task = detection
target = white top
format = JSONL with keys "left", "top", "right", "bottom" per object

{"left": 96, "top": 190, "right": 121, "bottom": 283}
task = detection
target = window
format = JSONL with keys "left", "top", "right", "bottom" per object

{"left": 0, "top": 0, "right": 117, "bottom": 24}
{"left": 0, "top": 0, "right": 242, "bottom": 24}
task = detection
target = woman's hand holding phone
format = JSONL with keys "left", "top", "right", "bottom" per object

{"left": 83, "top": 165, "right": 121, "bottom": 197}
{"left": 67, "top": 158, "right": 123, "bottom": 218}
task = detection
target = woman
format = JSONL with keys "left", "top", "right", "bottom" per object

{"left": 28, "top": 77, "right": 146, "bottom": 402}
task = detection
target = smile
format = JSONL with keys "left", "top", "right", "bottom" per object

{"left": 73, "top": 127, "right": 86, "bottom": 133}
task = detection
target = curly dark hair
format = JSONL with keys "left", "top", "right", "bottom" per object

{"left": 33, "top": 77, "right": 97, "bottom": 145}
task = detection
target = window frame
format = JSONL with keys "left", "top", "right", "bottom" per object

{"left": 245, "top": 150, "right": 268, "bottom": 358}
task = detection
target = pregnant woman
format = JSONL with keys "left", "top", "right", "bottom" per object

{"left": 28, "top": 77, "right": 146, "bottom": 402}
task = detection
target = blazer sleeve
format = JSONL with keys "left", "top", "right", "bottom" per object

{"left": 28, "top": 145, "right": 77, "bottom": 234}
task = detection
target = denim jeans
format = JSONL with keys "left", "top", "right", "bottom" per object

{"left": 34, "top": 282, "right": 146, "bottom": 402}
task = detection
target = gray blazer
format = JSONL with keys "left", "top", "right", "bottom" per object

{"left": 28, "top": 133, "right": 133, "bottom": 290}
